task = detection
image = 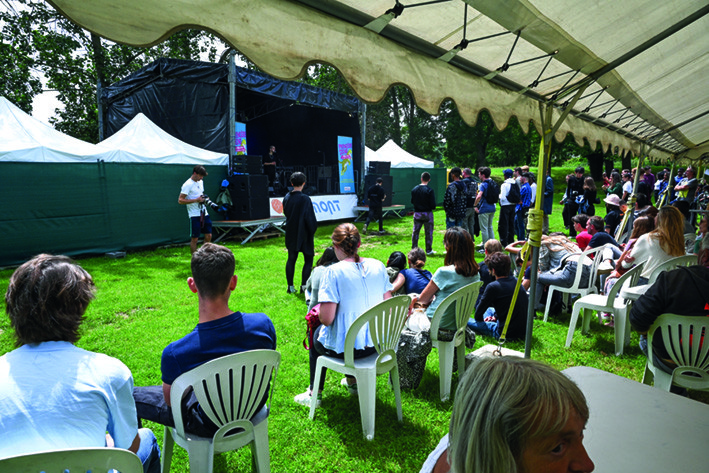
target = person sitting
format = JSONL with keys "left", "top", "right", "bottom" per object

{"left": 386, "top": 250, "right": 407, "bottom": 295}
{"left": 420, "top": 356, "right": 594, "bottom": 473}
{"left": 603, "top": 194, "right": 622, "bottom": 237}
{"left": 572, "top": 214, "right": 592, "bottom": 250}
{"left": 415, "top": 227, "right": 480, "bottom": 333}
{"left": 392, "top": 247, "right": 433, "bottom": 295}
{"left": 629, "top": 236, "right": 709, "bottom": 394}
{"left": 619, "top": 206, "right": 686, "bottom": 284}
{"left": 304, "top": 247, "right": 338, "bottom": 311}
{"left": 586, "top": 216, "right": 621, "bottom": 254}
{"left": 0, "top": 255, "right": 160, "bottom": 472}
{"left": 295, "top": 223, "right": 392, "bottom": 405}
{"left": 539, "top": 232, "right": 581, "bottom": 273}
{"left": 533, "top": 247, "right": 592, "bottom": 313}
{"left": 133, "top": 244, "right": 277, "bottom": 438}
{"left": 468, "top": 252, "right": 528, "bottom": 341}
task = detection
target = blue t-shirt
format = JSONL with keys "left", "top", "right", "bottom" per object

{"left": 478, "top": 180, "right": 496, "bottom": 214}
{"left": 400, "top": 267, "right": 433, "bottom": 294}
{"left": 161, "top": 312, "right": 277, "bottom": 385}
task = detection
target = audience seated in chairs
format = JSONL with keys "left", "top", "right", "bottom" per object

{"left": 0, "top": 255, "right": 160, "bottom": 473}
{"left": 419, "top": 356, "right": 594, "bottom": 473}
{"left": 295, "top": 223, "right": 393, "bottom": 405}
{"left": 304, "top": 247, "right": 338, "bottom": 312}
{"left": 532, "top": 234, "right": 586, "bottom": 311}
{"left": 391, "top": 247, "right": 433, "bottom": 295}
{"left": 133, "top": 243, "right": 277, "bottom": 438}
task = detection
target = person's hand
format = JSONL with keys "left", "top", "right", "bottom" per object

{"left": 197, "top": 196, "right": 206, "bottom": 203}
{"left": 474, "top": 207, "right": 480, "bottom": 214}
{"left": 622, "top": 254, "right": 635, "bottom": 265}
{"left": 484, "top": 315, "right": 496, "bottom": 322}
{"left": 609, "top": 270, "right": 620, "bottom": 279}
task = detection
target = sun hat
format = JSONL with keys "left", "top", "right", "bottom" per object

{"left": 604, "top": 194, "right": 621, "bottom": 206}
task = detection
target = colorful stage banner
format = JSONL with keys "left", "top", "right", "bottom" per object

{"left": 235, "top": 122, "right": 247, "bottom": 155}
{"left": 337, "top": 136, "right": 355, "bottom": 193}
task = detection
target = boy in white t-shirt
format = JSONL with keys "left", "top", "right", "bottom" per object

{"left": 179, "top": 165, "right": 214, "bottom": 254}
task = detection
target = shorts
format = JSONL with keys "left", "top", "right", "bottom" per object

{"left": 190, "top": 215, "right": 212, "bottom": 238}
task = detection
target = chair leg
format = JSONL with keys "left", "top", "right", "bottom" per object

{"left": 565, "top": 304, "right": 582, "bottom": 348}
{"left": 456, "top": 344, "right": 467, "bottom": 379}
{"left": 251, "top": 419, "right": 271, "bottom": 473}
{"left": 642, "top": 361, "right": 654, "bottom": 385}
{"left": 543, "top": 287, "right": 554, "bottom": 322}
{"left": 309, "top": 360, "right": 324, "bottom": 420}
{"left": 356, "top": 370, "right": 378, "bottom": 440}
{"left": 161, "top": 426, "right": 174, "bottom": 473}
{"left": 185, "top": 439, "right": 214, "bottom": 473}
{"left": 390, "top": 365, "right": 403, "bottom": 422}
{"left": 438, "top": 341, "right": 454, "bottom": 402}
{"left": 614, "top": 308, "right": 627, "bottom": 356}
{"left": 581, "top": 308, "right": 594, "bottom": 334}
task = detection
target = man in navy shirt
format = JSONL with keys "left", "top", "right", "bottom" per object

{"left": 411, "top": 172, "right": 437, "bottom": 254}
{"left": 586, "top": 216, "right": 621, "bottom": 259}
{"left": 133, "top": 244, "right": 277, "bottom": 437}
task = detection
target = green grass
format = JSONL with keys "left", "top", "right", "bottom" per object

{"left": 0, "top": 165, "right": 702, "bottom": 471}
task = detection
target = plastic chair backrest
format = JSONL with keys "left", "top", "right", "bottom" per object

{"left": 648, "top": 314, "right": 709, "bottom": 386}
{"left": 564, "top": 245, "right": 597, "bottom": 290}
{"left": 169, "top": 350, "right": 280, "bottom": 439}
{"left": 343, "top": 295, "right": 411, "bottom": 368}
{"left": 0, "top": 447, "right": 142, "bottom": 472}
{"left": 430, "top": 281, "right": 483, "bottom": 342}
{"left": 606, "top": 262, "right": 645, "bottom": 302}
{"left": 648, "top": 254, "right": 697, "bottom": 284}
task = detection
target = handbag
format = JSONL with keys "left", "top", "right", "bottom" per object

{"left": 406, "top": 308, "right": 431, "bottom": 332}
{"left": 303, "top": 303, "right": 322, "bottom": 350}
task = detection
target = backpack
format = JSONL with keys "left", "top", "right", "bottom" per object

{"left": 483, "top": 179, "right": 500, "bottom": 205}
{"left": 452, "top": 181, "right": 468, "bottom": 218}
{"left": 507, "top": 181, "right": 521, "bottom": 204}
{"left": 463, "top": 178, "right": 477, "bottom": 207}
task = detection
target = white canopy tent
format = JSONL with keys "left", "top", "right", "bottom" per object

{"left": 0, "top": 96, "right": 117, "bottom": 163}
{"left": 369, "top": 140, "right": 433, "bottom": 169}
{"left": 99, "top": 113, "right": 228, "bottom": 165}
{"left": 47, "top": 0, "right": 709, "bottom": 163}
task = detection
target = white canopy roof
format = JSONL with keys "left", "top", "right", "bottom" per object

{"left": 99, "top": 113, "right": 228, "bottom": 165}
{"left": 47, "top": 0, "right": 709, "bottom": 162}
{"left": 372, "top": 140, "right": 433, "bottom": 169}
{"left": 0, "top": 96, "right": 117, "bottom": 163}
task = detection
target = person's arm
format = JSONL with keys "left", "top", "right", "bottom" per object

{"left": 428, "top": 188, "right": 436, "bottom": 210}
{"left": 505, "top": 241, "right": 525, "bottom": 254}
{"left": 383, "top": 290, "right": 393, "bottom": 300}
{"left": 474, "top": 186, "right": 483, "bottom": 207}
{"left": 474, "top": 284, "right": 495, "bottom": 321}
{"left": 318, "top": 302, "right": 338, "bottom": 326}
{"left": 128, "top": 434, "right": 141, "bottom": 454}
{"left": 415, "top": 279, "right": 439, "bottom": 307}
{"left": 178, "top": 192, "right": 205, "bottom": 205}
{"left": 391, "top": 272, "right": 406, "bottom": 293}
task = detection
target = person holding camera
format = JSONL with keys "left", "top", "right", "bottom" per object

{"left": 179, "top": 165, "right": 216, "bottom": 254}
{"left": 562, "top": 166, "right": 585, "bottom": 237}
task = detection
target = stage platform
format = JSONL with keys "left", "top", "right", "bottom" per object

{"left": 213, "top": 217, "right": 286, "bottom": 245}
{"left": 353, "top": 205, "right": 406, "bottom": 222}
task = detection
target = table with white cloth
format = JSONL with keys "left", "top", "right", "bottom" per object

{"left": 562, "top": 366, "right": 709, "bottom": 473}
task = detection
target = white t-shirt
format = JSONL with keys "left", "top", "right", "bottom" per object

{"left": 623, "top": 181, "right": 633, "bottom": 195}
{"left": 181, "top": 177, "right": 204, "bottom": 218}
{"left": 0, "top": 342, "right": 138, "bottom": 457}
{"left": 530, "top": 182, "right": 537, "bottom": 205}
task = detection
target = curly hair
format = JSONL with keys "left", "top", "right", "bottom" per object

{"left": 449, "top": 357, "right": 589, "bottom": 473}
{"left": 332, "top": 223, "right": 361, "bottom": 262}
{"left": 5, "top": 254, "right": 95, "bottom": 346}
{"left": 443, "top": 227, "right": 479, "bottom": 278}
{"left": 651, "top": 206, "right": 685, "bottom": 257}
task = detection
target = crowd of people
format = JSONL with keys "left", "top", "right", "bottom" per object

{"left": 2, "top": 163, "right": 708, "bottom": 472}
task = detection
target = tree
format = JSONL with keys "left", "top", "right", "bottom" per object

{"left": 0, "top": 0, "right": 225, "bottom": 142}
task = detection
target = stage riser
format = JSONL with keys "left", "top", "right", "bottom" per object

{"left": 227, "top": 198, "right": 270, "bottom": 220}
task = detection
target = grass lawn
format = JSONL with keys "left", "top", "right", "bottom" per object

{"left": 0, "top": 165, "right": 703, "bottom": 471}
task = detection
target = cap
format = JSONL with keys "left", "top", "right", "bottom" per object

{"left": 604, "top": 194, "right": 621, "bottom": 206}
{"left": 503, "top": 169, "right": 513, "bottom": 178}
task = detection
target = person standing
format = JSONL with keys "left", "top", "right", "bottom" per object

{"left": 411, "top": 171, "right": 437, "bottom": 255}
{"left": 543, "top": 169, "right": 554, "bottom": 234}
{"left": 283, "top": 172, "right": 318, "bottom": 294}
{"left": 133, "top": 244, "right": 277, "bottom": 438}
{"left": 562, "top": 166, "right": 585, "bottom": 237}
{"left": 0, "top": 255, "right": 160, "bottom": 473}
{"left": 461, "top": 168, "right": 478, "bottom": 238}
{"left": 475, "top": 166, "right": 497, "bottom": 249}
{"left": 444, "top": 167, "right": 466, "bottom": 229}
{"left": 364, "top": 177, "right": 386, "bottom": 235}
{"left": 498, "top": 169, "right": 517, "bottom": 247}
{"left": 263, "top": 145, "right": 277, "bottom": 188}
{"left": 179, "top": 165, "right": 215, "bottom": 254}
{"left": 514, "top": 173, "right": 532, "bottom": 241}
{"left": 675, "top": 167, "right": 698, "bottom": 203}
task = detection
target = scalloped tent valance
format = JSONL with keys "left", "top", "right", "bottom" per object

{"left": 48, "top": 0, "right": 709, "bottom": 162}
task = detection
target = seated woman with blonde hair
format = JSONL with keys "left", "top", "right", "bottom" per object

{"left": 420, "top": 357, "right": 594, "bottom": 473}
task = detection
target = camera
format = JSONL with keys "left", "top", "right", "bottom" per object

{"left": 201, "top": 195, "right": 219, "bottom": 211}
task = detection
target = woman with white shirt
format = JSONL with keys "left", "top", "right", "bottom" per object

{"left": 620, "top": 206, "right": 685, "bottom": 283}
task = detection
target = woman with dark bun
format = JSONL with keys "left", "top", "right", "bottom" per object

{"left": 294, "top": 223, "right": 392, "bottom": 406}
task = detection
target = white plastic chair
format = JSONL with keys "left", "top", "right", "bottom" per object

{"left": 566, "top": 262, "right": 645, "bottom": 356}
{"left": 162, "top": 349, "right": 281, "bottom": 473}
{"left": 430, "top": 281, "right": 483, "bottom": 401}
{"left": 309, "top": 295, "right": 411, "bottom": 440}
{"left": 642, "top": 314, "right": 709, "bottom": 392}
{"left": 647, "top": 254, "right": 697, "bottom": 284}
{"left": 0, "top": 447, "right": 142, "bottom": 472}
{"left": 543, "top": 245, "right": 606, "bottom": 322}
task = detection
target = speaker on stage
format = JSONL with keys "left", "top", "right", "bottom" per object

{"left": 367, "top": 161, "right": 391, "bottom": 175}
{"left": 230, "top": 155, "right": 263, "bottom": 175}
{"left": 364, "top": 174, "right": 393, "bottom": 206}
{"left": 227, "top": 174, "right": 270, "bottom": 220}
{"left": 228, "top": 197, "right": 270, "bottom": 220}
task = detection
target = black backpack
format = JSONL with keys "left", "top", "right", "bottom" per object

{"left": 452, "top": 181, "right": 468, "bottom": 218}
{"left": 484, "top": 179, "right": 500, "bottom": 204}
{"left": 463, "top": 178, "right": 478, "bottom": 207}
{"left": 507, "top": 181, "right": 521, "bottom": 204}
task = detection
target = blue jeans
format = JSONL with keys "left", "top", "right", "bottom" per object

{"left": 446, "top": 216, "right": 463, "bottom": 229}
{"left": 136, "top": 428, "right": 161, "bottom": 473}
{"left": 467, "top": 318, "right": 500, "bottom": 339}
{"left": 514, "top": 207, "right": 528, "bottom": 241}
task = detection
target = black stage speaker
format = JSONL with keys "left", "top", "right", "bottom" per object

{"left": 227, "top": 174, "right": 270, "bottom": 220}
{"left": 230, "top": 155, "right": 263, "bottom": 174}
{"left": 364, "top": 174, "right": 393, "bottom": 207}
{"left": 367, "top": 161, "right": 391, "bottom": 175}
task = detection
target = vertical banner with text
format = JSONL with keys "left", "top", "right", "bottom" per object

{"left": 235, "top": 122, "right": 247, "bottom": 155}
{"left": 337, "top": 136, "right": 355, "bottom": 194}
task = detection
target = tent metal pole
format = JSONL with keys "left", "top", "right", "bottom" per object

{"left": 228, "top": 50, "right": 236, "bottom": 170}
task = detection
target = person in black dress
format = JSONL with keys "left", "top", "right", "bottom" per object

{"left": 284, "top": 172, "right": 318, "bottom": 294}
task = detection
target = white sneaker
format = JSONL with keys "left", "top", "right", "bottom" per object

{"left": 426, "top": 250, "right": 436, "bottom": 256}
{"left": 340, "top": 377, "right": 358, "bottom": 396}
{"left": 294, "top": 390, "right": 321, "bottom": 407}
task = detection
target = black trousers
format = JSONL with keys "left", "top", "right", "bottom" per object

{"left": 365, "top": 206, "right": 384, "bottom": 231}
{"left": 498, "top": 205, "right": 516, "bottom": 246}
{"left": 563, "top": 201, "right": 579, "bottom": 236}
